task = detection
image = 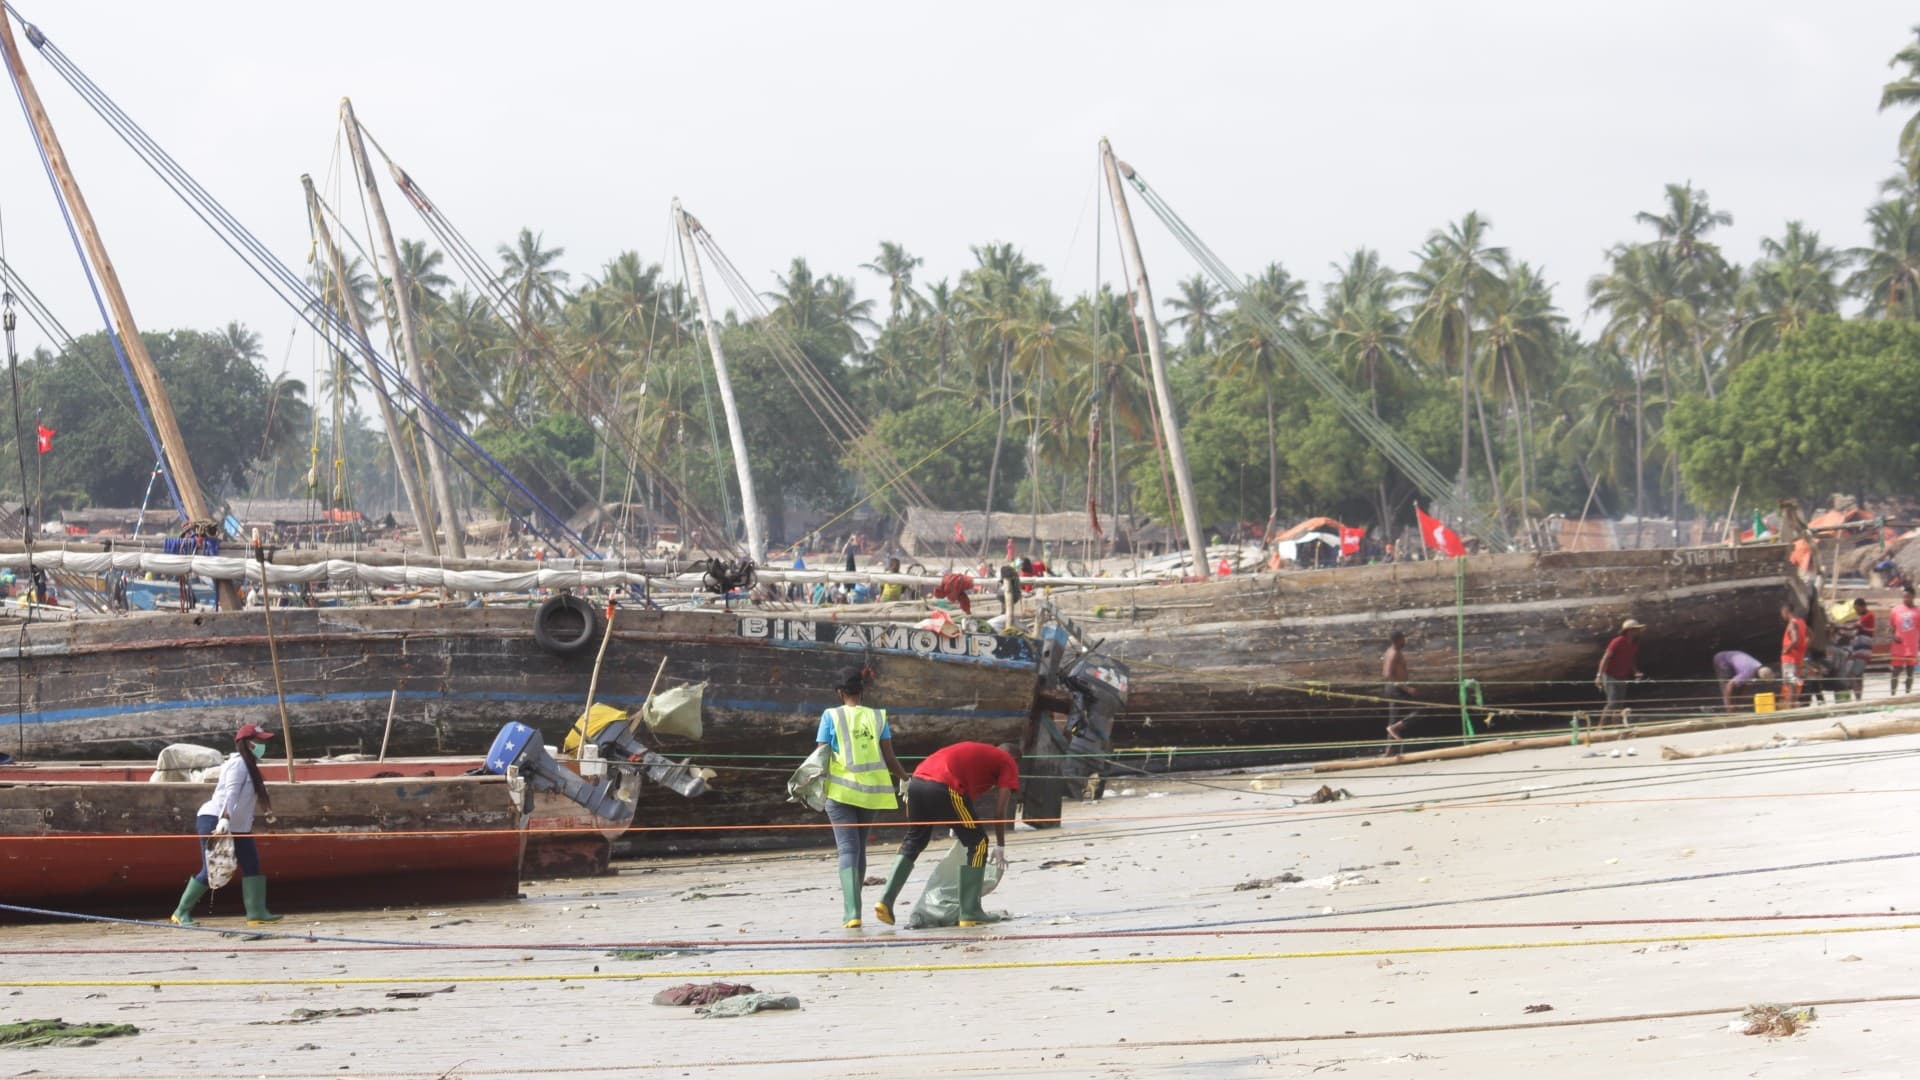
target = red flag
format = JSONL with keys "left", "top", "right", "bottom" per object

{"left": 953, "top": 520, "right": 966, "bottom": 544}
{"left": 34, "top": 423, "right": 54, "bottom": 455}
{"left": 1339, "top": 525, "right": 1365, "bottom": 555}
{"left": 1414, "top": 506, "right": 1467, "bottom": 557}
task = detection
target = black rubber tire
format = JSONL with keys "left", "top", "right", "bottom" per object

{"left": 533, "top": 594, "right": 602, "bottom": 657}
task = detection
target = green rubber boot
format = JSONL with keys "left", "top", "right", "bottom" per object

{"left": 956, "top": 864, "right": 1002, "bottom": 927}
{"left": 872, "top": 855, "right": 914, "bottom": 926}
{"left": 241, "top": 875, "right": 282, "bottom": 925}
{"left": 838, "top": 867, "right": 863, "bottom": 928}
{"left": 169, "top": 877, "right": 208, "bottom": 926}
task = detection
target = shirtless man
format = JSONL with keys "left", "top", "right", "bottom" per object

{"left": 1382, "top": 631, "right": 1417, "bottom": 755}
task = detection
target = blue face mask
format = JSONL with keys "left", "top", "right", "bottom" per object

{"left": 249, "top": 742, "right": 268, "bottom": 759}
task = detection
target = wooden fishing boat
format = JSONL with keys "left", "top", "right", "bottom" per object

{"left": 1050, "top": 543, "right": 1797, "bottom": 761}
{"left": 0, "top": 773, "right": 526, "bottom": 917}
{"left": 0, "top": 756, "right": 629, "bottom": 878}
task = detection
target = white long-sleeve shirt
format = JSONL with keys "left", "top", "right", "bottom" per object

{"left": 195, "top": 753, "right": 262, "bottom": 832}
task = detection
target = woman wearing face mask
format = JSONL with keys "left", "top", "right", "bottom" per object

{"left": 169, "top": 722, "right": 284, "bottom": 927}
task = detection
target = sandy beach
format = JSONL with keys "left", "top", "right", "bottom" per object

{"left": 4, "top": 708, "right": 1916, "bottom": 1079}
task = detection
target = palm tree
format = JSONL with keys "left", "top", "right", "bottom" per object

{"left": 1847, "top": 193, "right": 1920, "bottom": 318}
{"left": 1735, "top": 222, "right": 1848, "bottom": 358}
{"left": 1407, "top": 212, "right": 1507, "bottom": 522}
{"left": 1588, "top": 243, "right": 1697, "bottom": 531}
{"left": 1550, "top": 344, "right": 1639, "bottom": 519}
{"left": 396, "top": 239, "right": 452, "bottom": 318}
{"left": 1880, "top": 25, "right": 1920, "bottom": 183}
{"left": 1219, "top": 263, "right": 1309, "bottom": 526}
{"left": 959, "top": 243, "right": 1040, "bottom": 524}
{"left": 497, "top": 228, "right": 570, "bottom": 334}
{"left": 1164, "top": 274, "right": 1226, "bottom": 358}
{"left": 1318, "top": 249, "right": 1404, "bottom": 411}
{"left": 860, "top": 242, "right": 923, "bottom": 325}
{"left": 1634, "top": 183, "right": 1733, "bottom": 398}
{"left": 1476, "top": 262, "right": 1564, "bottom": 524}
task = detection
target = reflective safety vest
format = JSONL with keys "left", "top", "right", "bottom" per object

{"left": 824, "top": 706, "right": 897, "bottom": 810}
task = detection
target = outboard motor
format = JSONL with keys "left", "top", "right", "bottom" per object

{"left": 575, "top": 719, "right": 710, "bottom": 798}
{"left": 487, "top": 722, "right": 634, "bottom": 820}
{"left": 1018, "top": 609, "right": 1132, "bottom": 827}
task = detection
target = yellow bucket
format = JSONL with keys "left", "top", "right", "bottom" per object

{"left": 1753, "top": 692, "right": 1776, "bottom": 714}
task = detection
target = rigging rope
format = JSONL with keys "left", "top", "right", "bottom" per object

{"left": 1119, "top": 161, "right": 1512, "bottom": 550}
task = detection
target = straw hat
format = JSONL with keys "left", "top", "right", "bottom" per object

{"left": 1620, "top": 618, "right": 1646, "bottom": 631}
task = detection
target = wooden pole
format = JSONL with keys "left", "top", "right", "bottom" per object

{"left": 302, "top": 174, "right": 438, "bottom": 558}
{"left": 377, "top": 689, "right": 397, "bottom": 762}
{"left": 674, "top": 202, "right": 767, "bottom": 565}
{"left": 1719, "top": 484, "right": 1742, "bottom": 546}
{"left": 339, "top": 98, "right": 465, "bottom": 559}
{"left": 1100, "top": 140, "right": 1209, "bottom": 580}
{"left": 253, "top": 540, "right": 295, "bottom": 781}
{"left": 0, "top": 15, "right": 240, "bottom": 611}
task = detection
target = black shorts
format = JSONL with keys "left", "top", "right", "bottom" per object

{"left": 896, "top": 777, "right": 988, "bottom": 866}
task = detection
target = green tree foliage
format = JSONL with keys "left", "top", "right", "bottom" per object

{"left": 473, "top": 411, "right": 597, "bottom": 515}
{"left": 10, "top": 327, "right": 307, "bottom": 508}
{"left": 1669, "top": 317, "right": 1920, "bottom": 507}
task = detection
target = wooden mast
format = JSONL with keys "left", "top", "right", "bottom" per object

{"left": 673, "top": 201, "right": 766, "bottom": 564}
{"left": 0, "top": 14, "right": 242, "bottom": 609}
{"left": 1101, "top": 139, "right": 1210, "bottom": 580}
{"left": 339, "top": 98, "right": 466, "bottom": 559}
{"left": 301, "top": 174, "right": 438, "bottom": 557}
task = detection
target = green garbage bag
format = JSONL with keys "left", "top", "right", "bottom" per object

{"left": 643, "top": 682, "right": 706, "bottom": 740}
{"left": 786, "top": 744, "right": 830, "bottom": 812}
{"left": 908, "top": 840, "right": 1005, "bottom": 928}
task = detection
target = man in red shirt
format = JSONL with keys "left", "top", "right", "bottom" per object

{"left": 872, "top": 740, "right": 1020, "bottom": 928}
{"left": 1594, "top": 618, "right": 1645, "bottom": 726}
{"left": 1779, "top": 603, "right": 1810, "bottom": 709}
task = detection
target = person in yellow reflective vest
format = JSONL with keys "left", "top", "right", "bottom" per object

{"left": 817, "top": 666, "right": 911, "bottom": 928}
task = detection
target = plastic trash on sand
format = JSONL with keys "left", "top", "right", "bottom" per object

{"left": 908, "top": 839, "right": 1004, "bottom": 928}
{"left": 700, "top": 992, "right": 800, "bottom": 1018}
{"left": 643, "top": 682, "right": 707, "bottom": 740}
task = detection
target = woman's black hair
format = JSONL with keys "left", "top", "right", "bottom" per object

{"left": 235, "top": 732, "right": 272, "bottom": 812}
{"left": 835, "top": 666, "right": 866, "bottom": 696}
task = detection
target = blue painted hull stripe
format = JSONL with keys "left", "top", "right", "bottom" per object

{"left": 5, "top": 688, "right": 1027, "bottom": 727}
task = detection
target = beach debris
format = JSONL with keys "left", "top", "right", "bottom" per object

{"left": 428, "top": 919, "right": 472, "bottom": 929}
{"left": 652, "top": 982, "right": 756, "bottom": 1007}
{"left": 1234, "top": 872, "right": 1302, "bottom": 891}
{"left": 385, "top": 985, "right": 456, "bottom": 1000}
{"left": 1306, "top": 785, "right": 1350, "bottom": 804}
{"left": 0, "top": 1018, "right": 139, "bottom": 1048}
{"left": 698, "top": 992, "right": 800, "bottom": 1018}
{"left": 863, "top": 875, "right": 884, "bottom": 886}
{"left": 1038, "top": 858, "right": 1087, "bottom": 870}
{"left": 607, "top": 948, "right": 675, "bottom": 961}
{"left": 257, "top": 1007, "right": 418, "bottom": 1025}
{"left": 1524, "top": 1003, "right": 1554, "bottom": 1014}
{"left": 1736, "top": 1004, "right": 1815, "bottom": 1037}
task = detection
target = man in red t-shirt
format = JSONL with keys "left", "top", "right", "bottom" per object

{"left": 872, "top": 740, "right": 1020, "bottom": 928}
{"left": 1890, "top": 587, "right": 1920, "bottom": 696}
{"left": 1594, "top": 618, "right": 1645, "bottom": 726}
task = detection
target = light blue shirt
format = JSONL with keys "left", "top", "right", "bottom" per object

{"left": 816, "top": 707, "right": 891, "bottom": 752}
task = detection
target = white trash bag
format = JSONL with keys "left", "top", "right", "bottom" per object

{"left": 203, "top": 817, "right": 238, "bottom": 889}
{"left": 907, "top": 839, "right": 1005, "bottom": 928}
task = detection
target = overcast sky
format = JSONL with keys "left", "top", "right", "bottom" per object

{"left": 0, "top": 1, "right": 1912, "bottom": 379}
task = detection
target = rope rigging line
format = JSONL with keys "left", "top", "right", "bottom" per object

{"left": 687, "top": 222, "right": 938, "bottom": 511}
{"left": 1118, "top": 161, "right": 1512, "bottom": 551}
{"left": 347, "top": 133, "right": 741, "bottom": 560}
{"left": 7, "top": 20, "right": 588, "bottom": 554}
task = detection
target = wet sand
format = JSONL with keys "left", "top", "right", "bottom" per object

{"left": 4, "top": 709, "right": 1917, "bottom": 1078}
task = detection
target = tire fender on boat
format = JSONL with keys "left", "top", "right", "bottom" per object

{"left": 533, "top": 594, "right": 603, "bottom": 657}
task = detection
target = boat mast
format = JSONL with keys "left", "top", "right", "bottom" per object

{"left": 673, "top": 201, "right": 766, "bottom": 565}
{"left": 301, "top": 174, "right": 439, "bottom": 557}
{"left": 1101, "top": 139, "right": 1210, "bottom": 580}
{"left": 0, "top": 15, "right": 242, "bottom": 610}
{"left": 340, "top": 98, "right": 466, "bottom": 559}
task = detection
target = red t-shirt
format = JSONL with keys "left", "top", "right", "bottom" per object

{"left": 1600, "top": 634, "right": 1640, "bottom": 679}
{"left": 914, "top": 741, "right": 1020, "bottom": 798}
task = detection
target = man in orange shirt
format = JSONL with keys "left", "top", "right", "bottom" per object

{"left": 1779, "top": 603, "right": 1809, "bottom": 709}
{"left": 1890, "top": 587, "right": 1920, "bottom": 696}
